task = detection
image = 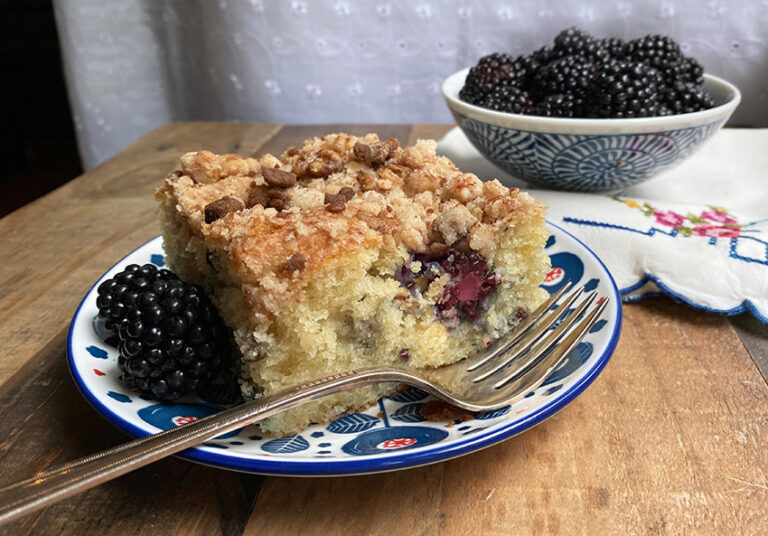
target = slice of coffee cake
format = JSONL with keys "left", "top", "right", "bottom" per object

{"left": 155, "top": 133, "right": 550, "bottom": 436}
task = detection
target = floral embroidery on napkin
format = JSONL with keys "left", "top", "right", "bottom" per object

{"left": 614, "top": 197, "right": 744, "bottom": 238}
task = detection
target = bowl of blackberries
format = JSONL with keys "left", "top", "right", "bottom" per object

{"left": 442, "top": 28, "right": 740, "bottom": 192}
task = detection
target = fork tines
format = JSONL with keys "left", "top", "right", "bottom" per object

{"left": 468, "top": 282, "right": 609, "bottom": 390}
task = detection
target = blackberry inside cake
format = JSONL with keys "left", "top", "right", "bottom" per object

{"left": 155, "top": 133, "right": 550, "bottom": 436}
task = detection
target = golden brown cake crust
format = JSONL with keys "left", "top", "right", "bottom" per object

{"left": 155, "top": 133, "right": 545, "bottom": 320}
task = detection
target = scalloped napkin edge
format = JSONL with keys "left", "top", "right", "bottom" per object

{"left": 436, "top": 127, "right": 768, "bottom": 324}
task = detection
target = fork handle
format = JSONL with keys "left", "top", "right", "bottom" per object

{"left": 0, "top": 366, "right": 409, "bottom": 525}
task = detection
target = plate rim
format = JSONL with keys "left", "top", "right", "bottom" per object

{"left": 67, "top": 221, "right": 622, "bottom": 476}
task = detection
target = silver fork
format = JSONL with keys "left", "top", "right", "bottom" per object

{"left": 0, "top": 282, "right": 607, "bottom": 524}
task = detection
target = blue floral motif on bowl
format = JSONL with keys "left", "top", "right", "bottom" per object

{"left": 458, "top": 115, "right": 726, "bottom": 191}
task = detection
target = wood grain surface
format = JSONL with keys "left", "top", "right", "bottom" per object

{"left": 0, "top": 123, "right": 766, "bottom": 535}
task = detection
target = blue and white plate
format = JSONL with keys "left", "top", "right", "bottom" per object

{"left": 67, "top": 222, "right": 622, "bottom": 476}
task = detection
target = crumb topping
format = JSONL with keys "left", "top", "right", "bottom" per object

{"left": 155, "top": 133, "right": 545, "bottom": 318}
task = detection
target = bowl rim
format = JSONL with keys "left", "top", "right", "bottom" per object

{"left": 442, "top": 67, "right": 741, "bottom": 134}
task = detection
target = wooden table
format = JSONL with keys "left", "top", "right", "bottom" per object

{"left": 1, "top": 123, "right": 766, "bottom": 535}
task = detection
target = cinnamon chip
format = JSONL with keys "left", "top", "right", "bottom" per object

{"left": 280, "top": 253, "right": 306, "bottom": 274}
{"left": 204, "top": 196, "right": 245, "bottom": 224}
{"left": 267, "top": 188, "right": 288, "bottom": 200}
{"left": 263, "top": 167, "right": 297, "bottom": 188}
{"left": 268, "top": 198, "right": 288, "bottom": 211}
{"left": 338, "top": 187, "right": 355, "bottom": 201}
{"left": 353, "top": 139, "right": 398, "bottom": 167}
{"left": 324, "top": 193, "right": 347, "bottom": 213}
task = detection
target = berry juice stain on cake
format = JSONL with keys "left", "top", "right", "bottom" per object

{"left": 396, "top": 250, "right": 501, "bottom": 327}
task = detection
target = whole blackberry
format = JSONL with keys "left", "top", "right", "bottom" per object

{"left": 518, "top": 47, "right": 555, "bottom": 91}
{"left": 661, "top": 56, "right": 704, "bottom": 87}
{"left": 460, "top": 53, "right": 516, "bottom": 104}
{"left": 96, "top": 264, "right": 178, "bottom": 332}
{"left": 535, "top": 93, "right": 583, "bottom": 117}
{"left": 551, "top": 27, "right": 609, "bottom": 63}
{"left": 679, "top": 57, "right": 704, "bottom": 85}
{"left": 482, "top": 85, "right": 534, "bottom": 114}
{"left": 532, "top": 55, "right": 596, "bottom": 100}
{"left": 599, "top": 37, "right": 626, "bottom": 59}
{"left": 98, "top": 264, "right": 232, "bottom": 401}
{"left": 554, "top": 27, "right": 592, "bottom": 48}
{"left": 624, "top": 34, "right": 682, "bottom": 70}
{"left": 588, "top": 60, "right": 662, "bottom": 118}
{"left": 663, "top": 82, "right": 715, "bottom": 114}
{"left": 532, "top": 45, "right": 554, "bottom": 65}
{"left": 506, "top": 54, "right": 539, "bottom": 89}
{"left": 458, "top": 83, "right": 484, "bottom": 106}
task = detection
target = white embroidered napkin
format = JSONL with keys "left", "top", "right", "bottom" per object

{"left": 437, "top": 127, "right": 768, "bottom": 323}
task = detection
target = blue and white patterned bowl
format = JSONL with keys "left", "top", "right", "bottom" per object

{"left": 68, "top": 223, "right": 622, "bottom": 476}
{"left": 442, "top": 68, "right": 740, "bottom": 192}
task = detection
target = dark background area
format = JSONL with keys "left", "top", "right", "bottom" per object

{"left": 1, "top": 0, "right": 82, "bottom": 217}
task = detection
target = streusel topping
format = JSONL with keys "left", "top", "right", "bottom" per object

{"left": 156, "top": 133, "right": 544, "bottom": 315}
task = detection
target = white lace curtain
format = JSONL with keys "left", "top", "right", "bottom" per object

{"left": 54, "top": 0, "right": 768, "bottom": 169}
